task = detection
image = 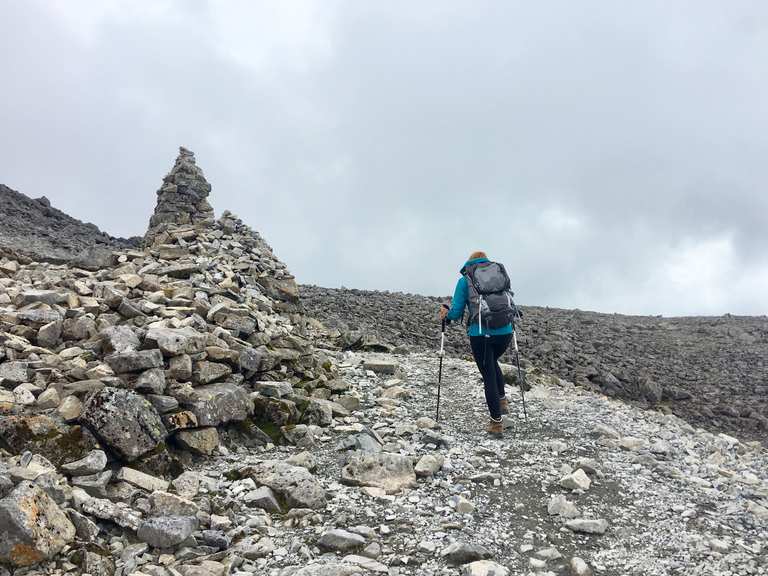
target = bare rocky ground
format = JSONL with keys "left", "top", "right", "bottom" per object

{"left": 6, "top": 350, "right": 766, "bottom": 576}
{"left": 299, "top": 286, "right": 768, "bottom": 446}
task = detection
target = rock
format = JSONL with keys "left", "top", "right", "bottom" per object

{"left": 570, "top": 557, "right": 593, "bottom": 576}
{"left": 36, "top": 387, "right": 60, "bottom": 409}
{"left": 0, "top": 415, "right": 98, "bottom": 467}
{"left": 0, "top": 481, "right": 76, "bottom": 567}
{"left": 179, "top": 382, "right": 253, "bottom": 426}
{"left": 135, "top": 368, "right": 166, "bottom": 394}
{"left": 66, "top": 508, "right": 101, "bottom": 541}
{"left": 105, "top": 349, "right": 164, "bottom": 373}
{"left": 341, "top": 452, "right": 417, "bottom": 493}
{"left": 440, "top": 541, "right": 492, "bottom": 565}
{"left": 252, "top": 396, "right": 300, "bottom": 427}
{"left": 286, "top": 451, "right": 317, "bottom": 470}
{"left": 13, "top": 386, "right": 35, "bottom": 406}
{"left": 61, "top": 450, "right": 107, "bottom": 476}
{"left": 80, "top": 387, "right": 167, "bottom": 461}
{"left": 560, "top": 468, "right": 591, "bottom": 491}
{"left": 137, "top": 515, "right": 198, "bottom": 548}
{"left": 71, "top": 470, "right": 112, "bottom": 497}
{"left": 415, "top": 454, "right": 444, "bottom": 477}
{"left": 175, "top": 426, "right": 219, "bottom": 455}
{"left": 247, "top": 460, "right": 326, "bottom": 510}
{"left": 341, "top": 555, "right": 388, "bottom": 573}
{"left": 37, "top": 320, "right": 62, "bottom": 348}
{"left": 15, "top": 289, "right": 67, "bottom": 306}
{"left": 547, "top": 494, "right": 580, "bottom": 518}
{"left": 163, "top": 410, "right": 198, "bottom": 432}
{"left": 149, "top": 491, "right": 199, "bottom": 517}
{"left": 81, "top": 497, "right": 142, "bottom": 530}
{"left": 318, "top": 528, "right": 366, "bottom": 551}
{"left": 285, "top": 564, "right": 360, "bottom": 576}
{"left": 565, "top": 518, "right": 609, "bottom": 535}
{"left": 58, "top": 395, "right": 83, "bottom": 421}
{"left": 709, "top": 538, "right": 730, "bottom": 553}
{"left": 71, "top": 548, "right": 115, "bottom": 576}
{"left": 363, "top": 357, "right": 399, "bottom": 375}
{"left": 618, "top": 436, "right": 646, "bottom": 451}
{"left": 461, "top": 560, "right": 510, "bottom": 576}
{"left": 194, "top": 361, "right": 232, "bottom": 385}
{"left": 416, "top": 416, "right": 437, "bottom": 429}
{"left": 0, "top": 361, "right": 30, "bottom": 385}
{"left": 253, "top": 381, "right": 293, "bottom": 398}
{"left": 116, "top": 467, "right": 170, "bottom": 492}
{"left": 638, "top": 377, "right": 663, "bottom": 403}
{"left": 147, "top": 394, "right": 180, "bottom": 414}
{"left": 172, "top": 471, "right": 201, "bottom": 499}
{"left": 535, "top": 547, "right": 562, "bottom": 560}
{"left": 58, "top": 379, "right": 105, "bottom": 398}
{"left": 100, "top": 326, "right": 141, "bottom": 354}
{"left": 169, "top": 354, "right": 193, "bottom": 381}
{"left": 210, "top": 513, "right": 232, "bottom": 530}
{"left": 453, "top": 495, "right": 475, "bottom": 514}
{"left": 239, "top": 346, "right": 273, "bottom": 373}
{"left": 145, "top": 326, "right": 207, "bottom": 356}
{"left": 244, "top": 486, "right": 282, "bottom": 513}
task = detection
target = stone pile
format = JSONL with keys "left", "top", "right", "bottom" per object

{"left": 145, "top": 147, "right": 215, "bottom": 246}
{"left": 0, "top": 148, "right": 359, "bottom": 570}
{"left": 300, "top": 285, "right": 768, "bottom": 445}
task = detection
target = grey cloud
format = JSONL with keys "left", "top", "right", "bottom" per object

{"left": 1, "top": 0, "right": 766, "bottom": 315}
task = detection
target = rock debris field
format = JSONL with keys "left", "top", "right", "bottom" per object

{"left": 300, "top": 286, "right": 768, "bottom": 446}
{"left": 0, "top": 147, "right": 766, "bottom": 575}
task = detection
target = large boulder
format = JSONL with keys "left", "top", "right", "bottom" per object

{"left": 0, "top": 481, "right": 76, "bottom": 567}
{"left": 178, "top": 383, "right": 253, "bottom": 427}
{"left": 247, "top": 460, "right": 326, "bottom": 510}
{"left": 80, "top": 387, "right": 167, "bottom": 461}
{"left": 341, "top": 452, "right": 417, "bottom": 494}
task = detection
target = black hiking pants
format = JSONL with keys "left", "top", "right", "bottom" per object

{"left": 470, "top": 334, "right": 512, "bottom": 420}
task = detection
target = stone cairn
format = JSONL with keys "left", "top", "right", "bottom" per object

{"left": 145, "top": 147, "right": 215, "bottom": 246}
{"left": 0, "top": 148, "right": 351, "bottom": 569}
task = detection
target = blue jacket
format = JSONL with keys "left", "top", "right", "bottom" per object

{"left": 445, "top": 257, "right": 514, "bottom": 337}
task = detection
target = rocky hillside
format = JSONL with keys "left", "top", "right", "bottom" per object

{"left": 0, "top": 149, "right": 765, "bottom": 576}
{"left": 0, "top": 183, "right": 138, "bottom": 268}
{"left": 300, "top": 286, "right": 768, "bottom": 445}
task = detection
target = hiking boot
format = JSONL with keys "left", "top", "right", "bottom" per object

{"left": 499, "top": 397, "right": 510, "bottom": 415}
{"left": 487, "top": 418, "right": 503, "bottom": 436}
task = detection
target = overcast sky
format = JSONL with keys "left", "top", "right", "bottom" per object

{"left": 1, "top": 1, "right": 767, "bottom": 316}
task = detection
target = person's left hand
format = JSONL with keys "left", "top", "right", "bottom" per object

{"left": 439, "top": 305, "right": 449, "bottom": 320}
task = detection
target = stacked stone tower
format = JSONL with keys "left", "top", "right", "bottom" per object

{"left": 144, "top": 147, "right": 215, "bottom": 246}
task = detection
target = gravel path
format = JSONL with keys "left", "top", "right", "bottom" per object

{"left": 195, "top": 351, "right": 768, "bottom": 576}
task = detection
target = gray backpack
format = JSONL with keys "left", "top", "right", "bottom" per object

{"left": 462, "top": 261, "right": 517, "bottom": 334}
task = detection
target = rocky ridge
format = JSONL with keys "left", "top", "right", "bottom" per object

{"left": 299, "top": 286, "right": 768, "bottom": 445}
{"left": 0, "top": 184, "right": 138, "bottom": 269}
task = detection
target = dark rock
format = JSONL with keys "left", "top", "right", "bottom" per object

{"left": 80, "top": 387, "right": 167, "bottom": 461}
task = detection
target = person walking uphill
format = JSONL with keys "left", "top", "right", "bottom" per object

{"left": 439, "top": 251, "right": 518, "bottom": 436}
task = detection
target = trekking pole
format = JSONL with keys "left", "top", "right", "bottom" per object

{"left": 513, "top": 328, "right": 529, "bottom": 422}
{"left": 436, "top": 305, "right": 448, "bottom": 422}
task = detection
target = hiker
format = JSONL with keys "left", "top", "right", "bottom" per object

{"left": 439, "top": 251, "right": 517, "bottom": 435}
